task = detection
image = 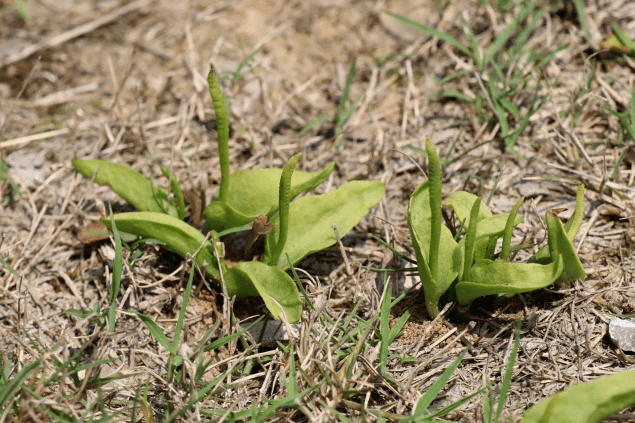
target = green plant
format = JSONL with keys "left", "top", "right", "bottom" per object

{"left": 482, "top": 320, "right": 521, "bottom": 423}
{"left": 299, "top": 59, "right": 362, "bottom": 149}
{"left": 72, "top": 66, "right": 384, "bottom": 323}
{"left": 0, "top": 160, "right": 19, "bottom": 207}
{"left": 520, "top": 369, "right": 635, "bottom": 423}
{"left": 385, "top": 1, "right": 563, "bottom": 151}
{"left": 405, "top": 139, "right": 585, "bottom": 317}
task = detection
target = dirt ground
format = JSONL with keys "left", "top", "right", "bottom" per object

{"left": 2, "top": 0, "right": 635, "bottom": 421}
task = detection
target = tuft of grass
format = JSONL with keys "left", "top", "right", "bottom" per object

{"left": 483, "top": 320, "right": 522, "bottom": 423}
{"left": 386, "top": 1, "right": 563, "bottom": 153}
{"left": 299, "top": 59, "right": 363, "bottom": 149}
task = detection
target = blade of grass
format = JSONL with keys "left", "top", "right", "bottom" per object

{"left": 495, "top": 320, "right": 522, "bottom": 422}
{"left": 384, "top": 11, "right": 472, "bottom": 57}
{"left": 413, "top": 350, "right": 467, "bottom": 416}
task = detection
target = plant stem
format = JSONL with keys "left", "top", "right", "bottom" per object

{"left": 207, "top": 67, "right": 230, "bottom": 203}
{"left": 426, "top": 138, "right": 442, "bottom": 283}
{"left": 269, "top": 153, "right": 302, "bottom": 266}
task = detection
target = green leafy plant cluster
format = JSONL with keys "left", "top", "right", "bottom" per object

{"left": 72, "top": 67, "right": 384, "bottom": 323}
{"left": 407, "top": 139, "right": 586, "bottom": 317}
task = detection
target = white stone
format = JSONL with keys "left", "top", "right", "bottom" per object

{"left": 609, "top": 317, "right": 635, "bottom": 353}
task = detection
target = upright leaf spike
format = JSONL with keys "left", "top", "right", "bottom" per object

{"left": 563, "top": 184, "right": 584, "bottom": 241}
{"left": 208, "top": 67, "right": 231, "bottom": 203}
{"left": 462, "top": 199, "right": 481, "bottom": 281}
{"left": 426, "top": 138, "right": 442, "bottom": 283}
{"left": 500, "top": 197, "right": 525, "bottom": 262}
{"left": 268, "top": 153, "right": 302, "bottom": 266}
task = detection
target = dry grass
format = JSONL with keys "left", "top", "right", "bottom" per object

{"left": 1, "top": 0, "right": 635, "bottom": 421}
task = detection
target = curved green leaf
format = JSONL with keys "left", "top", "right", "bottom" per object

{"left": 408, "top": 180, "right": 462, "bottom": 316}
{"left": 531, "top": 184, "right": 585, "bottom": 263}
{"left": 462, "top": 198, "right": 482, "bottom": 281}
{"left": 263, "top": 180, "right": 384, "bottom": 268}
{"left": 205, "top": 164, "right": 335, "bottom": 232}
{"left": 73, "top": 159, "right": 179, "bottom": 217}
{"left": 223, "top": 261, "right": 302, "bottom": 323}
{"left": 456, "top": 256, "right": 563, "bottom": 305}
{"left": 520, "top": 370, "right": 635, "bottom": 423}
{"left": 500, "top": 197, "right": 525, "bottom": 262}
{"left": 546, "top": 212, "right": 586, "bottom": 284}
{"left": 102, "top": 212, "right": 226, "bottom": 281}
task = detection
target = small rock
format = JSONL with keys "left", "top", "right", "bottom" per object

{"left": 242, "top": 320, "right": 299, "bottom": 346}
{"left": 609, "top": 317, "right": 635, "bottom": 352}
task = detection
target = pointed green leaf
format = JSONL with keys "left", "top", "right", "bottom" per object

{"left": 408, "top": 181, "right": 462, "bottom": 313}
{"left": 223, "top": 261, "right": 302, "bottom": 323}
{"left": 263, "top": 180, "right": 384, "bottom": 268}
{"left": 128, "top": 310, "right": 172, "bottom": 352}
{"left": 205, "top": 164, "right": 335, "bottom": 232}
{"left": 72, "top": 159, "right": 179, "bottom": 217}
{"left": 520, "top": 370, "right": 635, "bottom": 423}
{"left": 456, "top": 257, "right": 563, "bottom": 305}
{"left": 545, "top": 212, "right": 586, "bottom": 284}
{"left": 414, "top": 350, "right": 467, "bottom": 416}
{"left": 532, "top": 184, "right": 585, "bottom": 263}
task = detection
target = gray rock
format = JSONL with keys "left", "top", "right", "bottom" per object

{"left": 609, "top": 317, "right": 635, "bottom": 352}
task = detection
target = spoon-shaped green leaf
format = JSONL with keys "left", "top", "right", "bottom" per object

{"left": 455, "top": 256, "right": 563, "bottom": 305}
{"left": 101, "top": 212, "right": 228, "bottom": 283}
{"left": 204, "top": 164, "right": 334, "bottom": 232}
{"left": 72, "top": 159, "right": 179, "bottom": 217}
{"left": 224, "top": 261, "right": 302, "bottom": 323}
{"left": 263, "top": 180, "right": 384, "bottom": 268}
{"left": 520, "top": 370, "right": 635, "bottom": 423}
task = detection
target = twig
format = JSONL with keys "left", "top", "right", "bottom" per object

{"left": 0, "top": 128, "right": 70, "bottom": 149}
{"left": 0, "top": 0, "right": 151, "bottom": 68}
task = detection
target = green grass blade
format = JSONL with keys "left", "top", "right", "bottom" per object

{"left": 0, "top": 254, "right": 20, "bottom": 278}
{"left": 414, "top": 350, "right": 467, "bottom": 415}
{"left": 484, "top": 0, "right": 537, "bottom": 67}
{"left": 384, "top": 11, "right": 471, "bottom": 57}
{"left": 231, "top": 45, "right": 263, "bottom": 85}
{"left": 0, "top": 360, "right": 40, "bottom": 410}
{"left": 298, "top": 114, "right": 332, "bottom": 135}
{"left": 373, "top": 235, "right": 418, "bottom": 264}
{"left": 336, "top": 59, "right": 356, "bottom": 128}
{"left": 496, "top": 320, "right": 521, "bottom": 422}
{"left": 574, "top": 0, "right": 593, "bottom": 47}
{"left": 129, "top": 311, "right": 172, "bottom": 351}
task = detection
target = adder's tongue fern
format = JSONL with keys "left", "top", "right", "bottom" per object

{"left": 207, "top": 67, "right": 231, "bottom": 203}
{"left": 268, "top": 153, "right": 302, "bottom": 266}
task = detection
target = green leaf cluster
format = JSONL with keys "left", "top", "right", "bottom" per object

{"left": 408, "top": 139, "right": 585, "bottom": 317}
{"left": 72, "top": 67, "right": 384, "bottom": 323}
